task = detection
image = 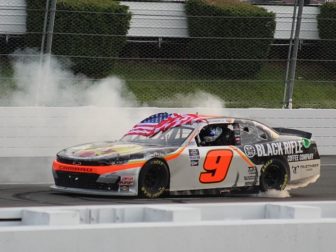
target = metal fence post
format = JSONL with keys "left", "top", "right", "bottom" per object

{"left": 39, "top": 0, "right": 51, "bottom": 61}
{"left": 284, "top": 0, "right": 304, "bottom": 109}
{"left": 36, "top": 0, "right": 57, "bottom": 106}
{"left": 46, "top": 0, "right": 57, "bottom": 55}
{"left": 283, "top": 0, "right": 298, "bottom": 108}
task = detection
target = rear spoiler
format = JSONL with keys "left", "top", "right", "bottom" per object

{"left": 273, "top": 128, "right": 312, "bottom": 139}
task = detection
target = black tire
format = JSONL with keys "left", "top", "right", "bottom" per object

{"left": 138, "top": 159, "right": 170, "bottom": 198}
{"left": 260, "top": 159, "right": 289, "bottom": 192}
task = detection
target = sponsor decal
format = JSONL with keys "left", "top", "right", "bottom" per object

{"left": 302, "top": 138, "right": 312, "bottom": 149}
{"left": 119, "top": 176, "right": 134, "bottom": 186}
{"left": 244, "top": 166, "right": 257, "bottom": 184}
{"left": 244, "top": 175, "right": 256, "bottom": 180}
{"left": 291, "top": 165, "right": 299, "bottom": 174}
{"left": 244, "top": 145, "right": 256, "bottom": 158}
{"left": 189, "top": 149, "right": 200, "bottom": 161}
{"left": 190, "top": 160, "right": 199, "bottom": 167}
{"left": 290, "top": 163, "right": 318, "bottom": 173}
{"left": 299, "top": 163, "right": 319, "bottom": 171}
{"left": 287, "top": 153, "right": 314, "bottom": 162}
{"left": 244, "top": 181, "right": 255, "bottom": 186}
{"left": 59, "top": 165, "right": 93, "bottom": 173}
{"left": 244, "top": 140, "right": 305, "bottom": 158}
{"left": 111, "top": 159, "right": 128, "bottom": 165}
{"left": 248, "top": 166, "right": 257, "bottom": 175}
{"left": 120, "top": 186, "right": 130, "bottom": 192}
{"left": 146, "top": 152, "right": 164, "bottom": 158}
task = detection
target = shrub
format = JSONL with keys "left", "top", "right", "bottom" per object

{"left": 318, "top": 3, "right": 336, "bottom": 71}
{"left": 25, "top": 0, "right": 131, "bottom": 78}
{"left": 185, "top": 0, "right": 275, "bottom": 78}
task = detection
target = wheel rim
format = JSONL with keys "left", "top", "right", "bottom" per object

{"left": 143, "top": 166, "right": 166, "bottom": 193}
{"left": 263, "top": 164, "right": 285, "bottom": 190}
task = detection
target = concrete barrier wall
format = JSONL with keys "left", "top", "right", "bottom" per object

{"left": 0, "top": 107, "right": 335, "bottom": 183}
{"left": 1, "top": 202, "right": 336, "bottom": 252}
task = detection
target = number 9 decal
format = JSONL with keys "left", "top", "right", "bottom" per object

{"left": 199, "top": 149, "right": 233, "bottom": 183}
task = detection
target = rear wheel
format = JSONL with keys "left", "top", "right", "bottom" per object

{"left": 138, "top": 159, "right": 170, "bottom": 198}
{"left": 260, "top": 159, "right": 288, "bottom": 192}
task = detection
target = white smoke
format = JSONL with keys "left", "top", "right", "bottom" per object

{"left": 0, "top": 51, "right": 227, "bottom": 183}
{"left": 1, "top": 49, "right": 225, "bottom": 111}
{"left": 0, "top": 50, "right": 227, "bottom": 150}
{"left": 256, "top": 189, "right": 291, "bottom": 198}
{"left": 2, "top": 50, "right": 137, "bottom": 107}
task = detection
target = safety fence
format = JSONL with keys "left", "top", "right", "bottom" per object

{"left": 0, "top": 0, "right": 336, "bottom": 108}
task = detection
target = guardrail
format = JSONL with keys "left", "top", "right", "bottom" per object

{"left": 0, "top": 201, "right": 336, "bottom": 252}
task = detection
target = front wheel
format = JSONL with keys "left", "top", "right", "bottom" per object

{"left": 138, "top": 159, "right": 170, "bottom": 198}
{"left": 260, "top": 159, "right": 289, "bottom": 192}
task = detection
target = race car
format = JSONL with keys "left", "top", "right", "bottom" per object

{"left": 51, "top": 112, "right": 320, "bottom": 198}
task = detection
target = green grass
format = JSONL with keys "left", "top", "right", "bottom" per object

{"left": 1, "top": 59, "right": 336, "bottom": 108}
{"left": 0, "top": 57, "right": 16, "bottom": 98}
{"left": 112, "top": 61, "right": 336, "bottom": 108}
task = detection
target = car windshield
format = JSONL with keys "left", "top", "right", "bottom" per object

{"left": 121, "top": 126, "right": 194, "bottom": 146}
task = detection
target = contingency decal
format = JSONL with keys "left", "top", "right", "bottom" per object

{"left": 244, "top": 166, "right": 258, "bottom": 186}
{"left": 189, "top": 149, "right": 200, "bottom": 166}
{"left": 233, "top": 123, "right": 241, "bottom": 145}
{"left": 243, "top": 140, "right": 305, "bottom": 158}
{"left": 119, "top": 176, "right": 135, "bottom": 192}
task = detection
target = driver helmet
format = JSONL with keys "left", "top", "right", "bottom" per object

{"left": 203, "top": 126, "right": 223, "bottom": 143}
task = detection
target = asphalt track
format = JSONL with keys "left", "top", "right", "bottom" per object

{"left": 0, "top": 156, "right": 335, "bottom": 208}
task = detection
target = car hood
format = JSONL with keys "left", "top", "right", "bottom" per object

{"left": 56, "top": 141, "right": 178, "bottom": 165}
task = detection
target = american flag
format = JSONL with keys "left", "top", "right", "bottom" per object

{"left": 126, "top": 113, "right": 206, "bottom": 137}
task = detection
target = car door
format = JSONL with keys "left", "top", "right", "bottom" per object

{"left": 192, "top": 123, "right": 255, "bottom": 190}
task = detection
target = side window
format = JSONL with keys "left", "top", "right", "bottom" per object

{"left": 240, "top": 122, "right": 267, "bottom": 145}
{"left": 256, "top": 126, "right": 268, "bottom": 140}
{"left": 197, "top": 123, "right": 236, "bottom": 146}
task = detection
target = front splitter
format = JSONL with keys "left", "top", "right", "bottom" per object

{"left": 50, "top": 185, "right": 138, "bottom": 196}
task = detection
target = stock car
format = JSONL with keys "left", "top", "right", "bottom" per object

{"left": 51, "top": 113, "right": 320, "bottom": 198}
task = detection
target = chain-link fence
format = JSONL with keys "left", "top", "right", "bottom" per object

{"left": 0, "top": 0, "right": 335, "bottom": 108}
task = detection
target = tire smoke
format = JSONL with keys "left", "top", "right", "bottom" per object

{"left": 1, "top": 49, "right": 225, "bottom": 110}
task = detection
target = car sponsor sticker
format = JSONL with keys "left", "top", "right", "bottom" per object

{"left": 119, "top": 176, "right": 135, "bottom": 186}
{"left": 291, "top": 164, "right": 299, "bottom": 174}
{"left": 244, "top": 145, "right": 256, "bottom": 158}
{"left": 287, "top": 153, "right": 314, "bottom": 162}
{"left": 189, "top": 149, "right": 200, "bottom": 160}
{"left": 243, "top": 140, "right": 305, "bottom": 158}
{"left": 290, "top": 162, "right": 319, "bottom": 173}
{"left": 302, "top": 138, "right": 312, "bottom": 149}
{"left": 190, "top": 160, "right": 199, "bottom": 167}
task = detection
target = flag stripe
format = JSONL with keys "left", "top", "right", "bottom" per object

{"left": 125, "top": 113, "right": 206, "bottom": 137}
